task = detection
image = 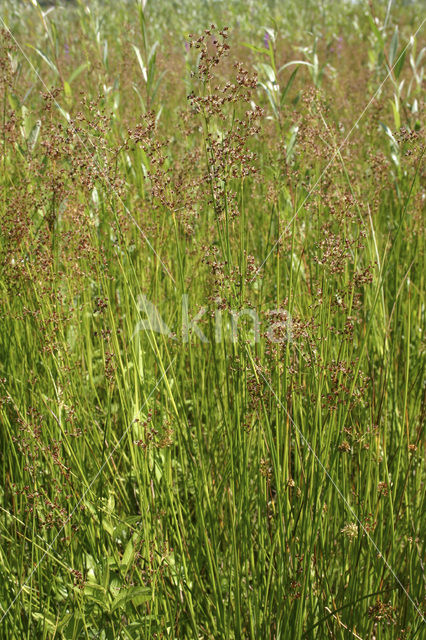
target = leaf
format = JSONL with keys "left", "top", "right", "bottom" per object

{"left": 415, "top": 46, "right": 425, "bottom": 68}
{"left": 61, "top": 612, "right": 84, "bottom": 640}
{"left": 68, "top": 62, "right": 89, "bottom": 85}
{"left": 121, "top": 538, "right": 135, "bottom": 569}
{"left": 103, "top": 40, "right": 108, "bottom": 67}
{"left": 137, "top": 1, "right": 148, "bottom": 52}
{"left": 394, "top": 48, "right": 406, "bottom": 80}
{"left": 56, "top": 104, "right": 70, "bottom": 122}
{"left": 242, "top": 42, "right": 269, "bottom": 55}
{"left": 280, "top": 67, "right": 298, "bottom": 106}
{"left": 379, "top": 121, "right": 397, "bottom": 145}
{"left": 390, "top": 95, "right": 400, "bottom": 130}
{"left": 132, "top": 84, "right": 146, "bottom": 114}
{"left": 155, "top": 104, "right": 163, "bottom": 124}
{"left": 286, "top": 125, "right": 298, "bottom": 162}
{"left": 148, "top": 42, "right": 159, "bottom": 66}
{"left": 258, "top": 82, "right": 279, "bottom": 119}
{"left": 150, "top": 71, "right": 167, "bottom": 105}
{"left": 82, "top": 591, "right": 108, "bottom": 610}
{"left": 124, "top": 620, "right": 159, "bottom": 639}
{"left": 132, "top": 44, "right": 147, "bottom": 82}
{"left": 92, "top": 186, "right": 99, "bottom": 208}
{"left": 27, "top": 45, "right": 59, "bottom": 75}
{"left": 259, "top": 62, "right": 276, "bottom": 84}
{"left": 111, "top": 586, "right": 151, "bottom": 611}
{"left": 264, "top": 27, "right": 276, "bottom": 44}
{"left": 101, "top": 558, "right": 110, "bottom": 590}
{"left": 107, "top": 493, "right": 115, "bottom": 513}
{"left": 63, "top": 80, "right": 72, "bottom": 98}
{"left": 278, "top": 60, "right": 313, "bottom": 74}
{"left": 367, "top": 15, "right": 384, "bottom": 49}
{"left": 389, "top": 27, "right": 398, "bottom": 67}
{"left": 27, "top": 120, "right": 41, "bottom": 152}
{"left": 31, "top": 611, "right": 57, "bottom": 631}
{"left": 20, "top": 104, "right": 31, "bottom": 138}
{"left": 7, "top": 93, "right": 20, "bottom": 111}
{"left": 147, "top": 44, "right": 159, "bottom": 92}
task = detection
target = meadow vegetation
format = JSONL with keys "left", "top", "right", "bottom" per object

{"left": 0, "top": 0, "right": 424, "bottom": 637}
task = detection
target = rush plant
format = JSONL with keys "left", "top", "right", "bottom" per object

{"left": 0, "top": 1, "right": 424, "bottom": 639}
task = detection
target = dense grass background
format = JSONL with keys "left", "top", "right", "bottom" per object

{"left": 0, "top": 0, "right": 424, "bottom": 638}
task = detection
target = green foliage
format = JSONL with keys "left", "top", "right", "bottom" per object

{"left": 0, "top": 0, "right": 424, "bottom": 638}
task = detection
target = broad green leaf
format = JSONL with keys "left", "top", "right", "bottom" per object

{"left": 111, "top": 586, "right": 151, "bottom": 611}
{"left": 63, "top": 80, "right": 72, "bottom": 98}
{"left": 286, "top": 125, "right": 298, "bottom": 162}
{"left": 101, "top": 558, "right": 110, "bottom": 589}
{"left": 389, "top": 27, "right": 398, "bottom": 67}
{"left": 415, "top": 46, "right": 425, "bottom": 68}
{"left": 394, "top": 48, "right": 406, "bottom": 79}
{"left": 278, "top": 60, "right": 313, "bottom": 74}
{"left": 379, "top": 121, "right": 397, "bottom": 145}
{"left": 27, "top": 120, "right": 41, "bottom": 152}
{"left": 132, "top": 44, "right": 147, "bottom": 82}
{"left": 62, "top": 612, "right": 84, "bottom": 640}
{"left": 7, "top": 93, "right": 20, "bottom": 111}
{"left": 27, "top": 45, "right": 59, "bottom": 75}
{"left": 147, "top": 45, "right": 159, "bottom": 92}
{"left": 280, "top": 67, "right": 298, "bottom": 106}
{"left": 242, "top": 42, "right": 269, "bottom": 55}
{"left": 20, "top": 104, "right": 31, "bottom": 138}
{"left": 103, "top": 40, "right": 108, "bottom": 67}
{"left": 107, "top": 493, "right": 115, "bottom": 512}
{"left": 31, "top": 611, "right": 57, "bottom": 631}
{"left": 259, "top": 62, "right": 276, "bottom": 84}
{"left": 155, "top": 104, "right": 163, "bottom": 124}
{"left": 258, "top": 82, "right": 279, "bottom": 118}
{"left": 121, "top": 537, "right": 135, "bottom": 569}
{"left": 82, "top": 591, "right": 108, "bottom": 610}
{"left": 390, "top": 95, "right": 400, "bottom": 130}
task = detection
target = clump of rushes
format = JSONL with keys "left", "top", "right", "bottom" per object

{"left": 0, "top": 2, "right": 425, "bottom": 639}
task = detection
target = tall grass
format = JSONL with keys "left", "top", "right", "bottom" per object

{"left": 0, "top": 0, "right": 424, "bottom": 638}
